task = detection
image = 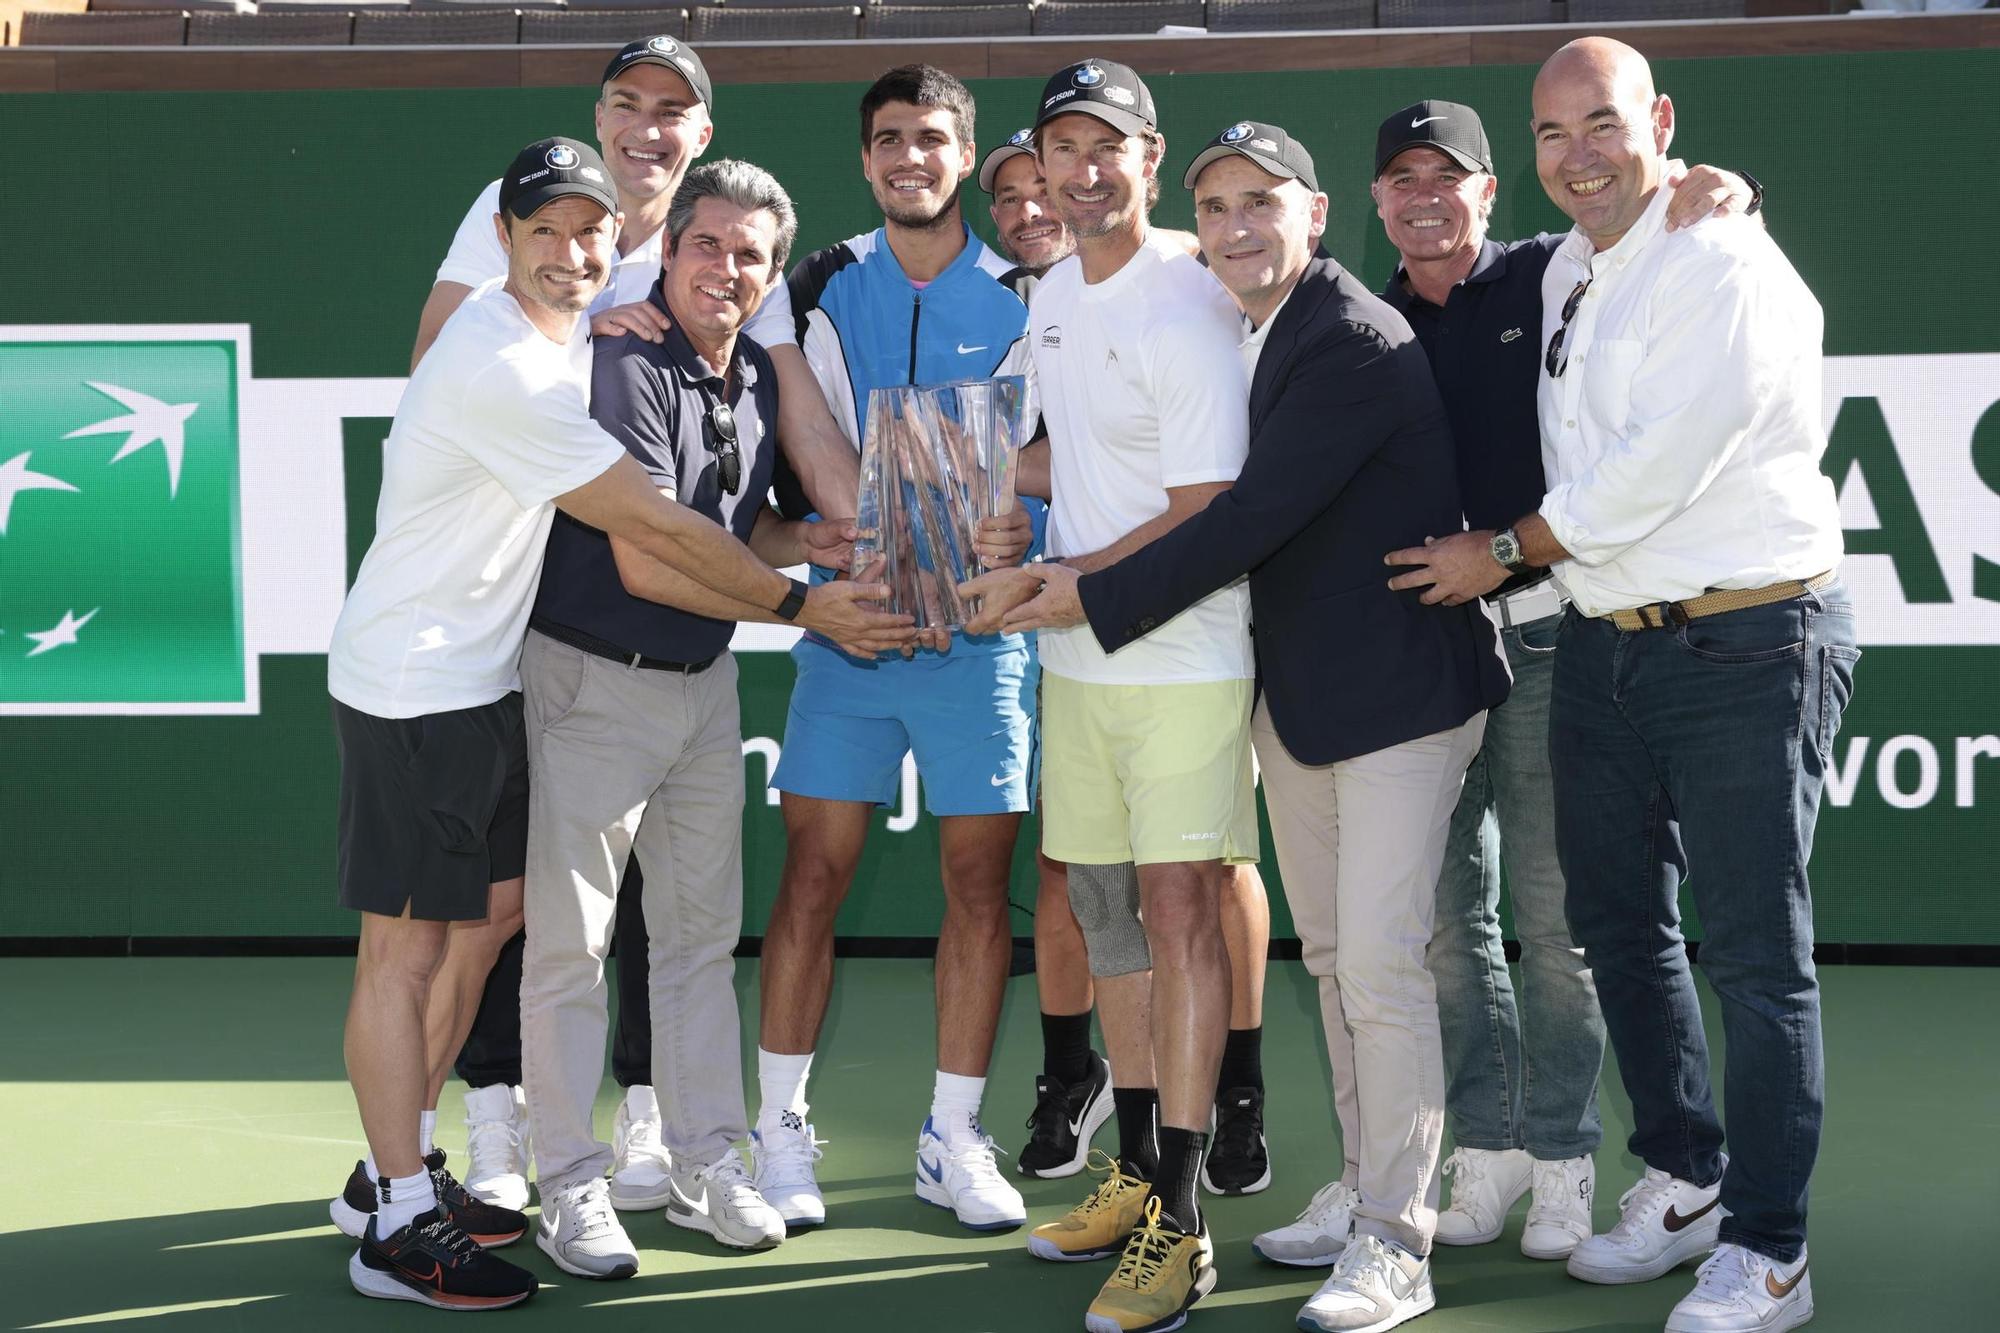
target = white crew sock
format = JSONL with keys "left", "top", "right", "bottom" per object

{"left": 374, "top": 1167, "right": 437, "bottom": 1237}
{"left": 757, "top": 1047, "right": 814, "bottom": 1125}
{"left": 930, "top": 1071, "right": 987, "bottom": 1143}
{"left": 419, "top": 1109, "right": 438, "bottom": 1157}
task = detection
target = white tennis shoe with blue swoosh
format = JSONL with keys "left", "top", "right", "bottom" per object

{"left": 915, "top": 1114, "right": 1027, "bottom": 1230}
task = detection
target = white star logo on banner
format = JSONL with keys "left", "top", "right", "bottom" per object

{"left": 25, "top": 607, "right": 99, "bottom": 658}
{"left": 0, "top": 451, "right": 79, "bottom": 536}
{"left": 64, "top": 382, "right": 199, "bottom": 498}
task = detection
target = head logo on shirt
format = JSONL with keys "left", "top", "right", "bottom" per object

{"left": 1223, "top": 122, "right": 1254, "bottom": 144}
{"left": 545, "top": 143, "right": 581, "bottom": 171}
{"left": 1073, "top": 64, "right": 1106, "bottom": 89}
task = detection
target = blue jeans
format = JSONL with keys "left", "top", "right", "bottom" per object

{"left": 1550, "top": 580, "right": 1859, "bottom": 1264}
{"left": 1429, "top": 608, "right": 1605, "bottom": 1160}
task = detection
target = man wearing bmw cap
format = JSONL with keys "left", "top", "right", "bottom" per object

{"left": 974, "top": 116, "right": 1509, "bottom": 1333}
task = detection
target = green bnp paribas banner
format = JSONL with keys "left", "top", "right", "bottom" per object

{"left": 1, "top": 50, "right": 1996, "bottom": 943}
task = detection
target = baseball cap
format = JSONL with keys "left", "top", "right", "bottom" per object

{"left": 1374, "top": 99, "right": 1491, "bottom": 178}
{"left": 978, "top": 128, "right": 1037, "bottom": 193}
{"left": 498, "top": 137, "right": 619, "bottom": 221}
{"left": 601, "top": 35, "right": 714, "bottom": 109}
{"left": 1183, "top": 120, "right": 1320, "bottom": 193}
{"left": 1033, "top": 57, "right": 1157, "bottom": 137}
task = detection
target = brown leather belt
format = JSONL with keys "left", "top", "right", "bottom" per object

{"left": 1602, "top": 571, "right": 1836, "bottom": 632}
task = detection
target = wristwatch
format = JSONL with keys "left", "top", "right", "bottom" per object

{"left": 1490, "top": 527, "right": 1531, "bottom": 576}
{"left": 775, "top": 578, "right": 809, "bottom": 622}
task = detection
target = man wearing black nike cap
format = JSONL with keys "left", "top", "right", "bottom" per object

{"left": 1367, "top": 98, "right": 1759, "bottom": 1271}
{"left": 976, "top": 115, "right": 1507, "bottom": 1333}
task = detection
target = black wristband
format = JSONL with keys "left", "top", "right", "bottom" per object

{"left": 775, "top": 578, "right": 809, "bottom": 622}
{"left": 1736, "top": 170, "right": 1764, "bottom": 216}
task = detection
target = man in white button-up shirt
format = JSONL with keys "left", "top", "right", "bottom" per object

{"left": 1388, "top": 37, "right": 1859, "bottom": 1333}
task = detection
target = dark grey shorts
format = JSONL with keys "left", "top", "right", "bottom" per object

{"left": 331, "top": 693, "right": 529, "bottom": 922}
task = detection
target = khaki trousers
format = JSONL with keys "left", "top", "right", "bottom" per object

{"left": 520, "top": 630, "right": 750, "bottom": 1190}
{"left": 1252, "top": 698, "right": 1485, "bottom": 1256}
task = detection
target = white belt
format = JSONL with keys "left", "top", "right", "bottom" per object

{"left": 1489, "top": 577, "right": 1566, "bottom": 628}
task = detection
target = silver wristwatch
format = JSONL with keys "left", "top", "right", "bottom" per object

{"left": 1490, "top": 527, "right": 1530, "bottom": 575}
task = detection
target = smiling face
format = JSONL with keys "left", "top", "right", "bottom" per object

{"left": 1371, "top": 146, "right": 1495, "bottom": 267}
{"left": 988, "top": 152, "right": 1074, "bottom": 272}
{"left": 664, "top": 195, "right": 782, "bottom": 353}
{"left": 1193, "top": 156, "right": 1325, "bottom": 315}
{"left": 862, "top": 100, "right": 973, "bottom": 231}
{"left": 498, "top": 195, "right": 619, "bottom": 316}
{"left": 594, "top": 63, "right": 714, "bottom": 204}
{"left": 1037, "top": 113, "right": 1159, "bottom": 242}
{"left": 1531, "top": 38, "right": 1674, "bottom": 250}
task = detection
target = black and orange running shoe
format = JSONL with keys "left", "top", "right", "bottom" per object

{"left": 329, "top": 1151, "right": 528, "bottom": 1248}
{"left": 348, "top": 1209, "right": 538, "bottom": 1311}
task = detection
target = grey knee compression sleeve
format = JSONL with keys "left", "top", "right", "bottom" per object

{"left": 1066, "top": 860, "right": 1150, "bottom": 977}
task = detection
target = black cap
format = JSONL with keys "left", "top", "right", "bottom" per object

{"left": 1183, "top": 120, "right": 1319, "bottom": 193}
{"left": 1374, "top": 100, "right": 1491, "bottom": 178}
{"left": 1033, "top": 57, "right": 1156, "bottom": 137}
{"left": 498, "top": 137, "right": 619, "bottom": 222}
{"left": 601, "top": 35, "right": 713, "bottom": 110}
{"left": 978, "top": 128, "right": 1037, "bottom": 193}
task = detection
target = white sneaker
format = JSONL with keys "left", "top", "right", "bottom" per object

{"left": 1297, "top": 1233, "right": 1436, "bottom": 1333}
{"left": 1567, "top": 1158, "right": 1726, "bottom": 1285}
{"left": 462, "top": 1083, "right": 530, "bottom": 1212}
{"left": 609, "top": 1085, "right": 674, "bottom": 1211}
{"left": 665, "top": 1146, "right": 785, "bottom": 1249}
{"left": 750, "top": 1110, "right": 827, "bottom": 1231}
{"left": 1252, "top": 1179, "right": 1361, "bottom": 1267}
{"left": 534, "top": 1175, "right": 637, "bottom": 1280}
{"left": 1666, "top": 1243, "right": 1813, "bottom": 1333}
{"left": 1521, "top": 1154, "right": 1595, "bottom": 1260}
{"left": 914, "top": 1114, "right": 1027, "bottom": 1231}
{"left": 1434, "top": 1146, "right": 1534, "bottom": 1246}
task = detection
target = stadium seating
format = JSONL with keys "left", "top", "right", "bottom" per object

{"left": 687, "top": 3, "right": 861, "bottom": 38}
{"left": 866, "top": 3, "right": 1031, "bottom": 36}
{"left": 22, "top": 8, "right": 189, "bottom": 40}
{"left": 1567, "top": 0, "right": 1748, "bottom": 18}
{"left": 1208, "top": 0, "right": 1373, "bottom": 30}
{"left": 520, "top": 7, "right": 687, "bottom": 40}
{"left": 187, "top": 8, "right": 353, "bottom": 37}
{"left": 351, "top": 7, "right": 520, "bottom": 40}
{"left": 1378, "top": 0, "right": 1551, "bottom": 25}
{"left": 1032, "top": 0, "right": 1203, "bottom": 33}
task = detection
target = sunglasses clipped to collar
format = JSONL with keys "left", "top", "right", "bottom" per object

{"left": 701, "top": 391, "right": 741, "bottom": 496}
{"left": 1544, "top": 277, "right": 1592, "bottom": 379}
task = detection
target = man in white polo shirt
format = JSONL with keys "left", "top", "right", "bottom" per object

{"left": 326, "top": 136, "right": 910, "bottom": 1311}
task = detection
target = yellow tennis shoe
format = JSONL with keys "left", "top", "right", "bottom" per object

{"left": 1084, "top": 1195, "right": 1217, "bottom": 1333}
{"left": 1027, "top": 1150, "right": 1152, "bottom": 1262}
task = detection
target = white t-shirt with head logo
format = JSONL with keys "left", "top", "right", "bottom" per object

{"left": 327, "top": 283, "right": 626, "bottom": 719}
{"left": 1032, "top": 232, "right": 1253, "bottom": 685}
{"left": 434, "top": 179, "right": 796, "bottom": 344}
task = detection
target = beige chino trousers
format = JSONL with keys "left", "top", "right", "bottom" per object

{"left": 1252, "top": 698, "right": 1485, "bottom": 1256}
{"left": 519, "top": 630, "right": 751, "bottom": 1191}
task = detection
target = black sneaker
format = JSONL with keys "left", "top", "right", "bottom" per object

{"left": 348, "top": 1208, "right": 537, "bottom": 1310}
{"left": 329, "top": 1151, "right": 528, "bottom": 1248}
{"left": 1201, "top": 1086, "right": 1271, "bottom": 1195}
{"left": 1018, "top": 1050, "right": 1114, "bottom": 1179}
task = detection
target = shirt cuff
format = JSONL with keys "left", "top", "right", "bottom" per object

{"left": 1538, "top": 486, "right": 1606, "bottom": 569}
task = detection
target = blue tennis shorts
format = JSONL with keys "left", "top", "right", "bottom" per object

{"left": 773, "top": 636, "right": 1037, "bottom": 816}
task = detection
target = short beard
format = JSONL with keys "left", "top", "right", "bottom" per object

{"left": 879, "top": 178, "right": 964, "bottom": 232}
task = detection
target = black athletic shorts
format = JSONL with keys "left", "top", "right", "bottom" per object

{"left": 331, "top": 693, "right": 530, "bottom": 922}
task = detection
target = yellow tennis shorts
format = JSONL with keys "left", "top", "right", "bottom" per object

{"left": 1039, "top": 673, "right": 1259, "bottom": 867}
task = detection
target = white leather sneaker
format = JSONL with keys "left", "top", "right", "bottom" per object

{"left": 666, "top": 1147, "right": 785, "bottom": 1249}
{"left": 534, "top": 1175, "right": 637, "bottom": 1280}
{"left": 750, "top": 1110, "right": 827, "bottom": 1231}
{"left": 1296, "top": 1233, "right": 1436, "bottom": 1333}
{"left": 1666, "top": 1243, "right": 1813, "bottom": 1333}
{"left": 1521, "top": 1153, "right": 1595, "bottom": 1260}
{"left": 461, "top": 1083, "right": 530, "bottom": 1213}
{"left": 1567, "top": 1158, "right": 1726, "bottom": 1285}
{"left": 914, "top": 1114, "right": 1027, "bottom": 1231}
{"left": 609, "top": 1085, "right": 674, "bottom": 1211}
{"left": 1434, "top": 1146, "right": 1534, "bottom": 1246}
{"left": 1252, "top": 1179, "right": 1361, "bottom": 1267}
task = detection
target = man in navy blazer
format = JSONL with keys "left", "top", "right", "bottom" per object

{"left": 966, "top": 120, "right": 1507, "bottom": 1333}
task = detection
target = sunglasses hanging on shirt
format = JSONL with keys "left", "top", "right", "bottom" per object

{"left": 1544, "top": 277, "right": 1593, "bottom": 380}
{"left": 700, "top": 388, "right": 741, "bottom": 497}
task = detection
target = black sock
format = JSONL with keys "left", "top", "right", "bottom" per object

{"left": 1113, "top": 1087, "right": 1160, "bottom": 1180}
{"left": 1152, "top": 1127, "right": 1208, "bottom": 1235}
{"left": 1041, "top": 1010, "right": 1094, "bottom": 1086}
{"left": 1217, "top": 1025, "right": 1264, "bottom": 1098}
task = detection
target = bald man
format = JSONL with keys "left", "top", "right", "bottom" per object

{"left": 1390, "top": 38, "right": 1851, "bottom": 1333}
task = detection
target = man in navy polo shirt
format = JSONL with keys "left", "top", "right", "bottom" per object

{"left": 1370, "top": 100, "right": 1755, "bottom": 1262}
{"left": 515, "top": 159, "right": 858, "bottom": 1278}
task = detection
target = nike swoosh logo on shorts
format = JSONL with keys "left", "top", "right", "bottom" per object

{"left": 1411, "top": 115, "right": 1447, "bottom": 128}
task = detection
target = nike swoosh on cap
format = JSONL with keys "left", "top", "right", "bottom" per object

{"left": 1411, "top": 115, "right": 1448, "bottom": 128}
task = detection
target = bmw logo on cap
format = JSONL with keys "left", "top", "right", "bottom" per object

{"left": 1222, "top": 122, "right": 1254, "bottom": 143}
{"left": 1009, "top": 128, "right": 1034, "bottom": 146}
{"left": 1073, "top": 63, "right": 1106, "bottom": 89}
{"left": 546, "top": 143, "right": 580, "bottom": 170}
{"left": 649, "top": 35, "right": 678, "bottom": 53}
